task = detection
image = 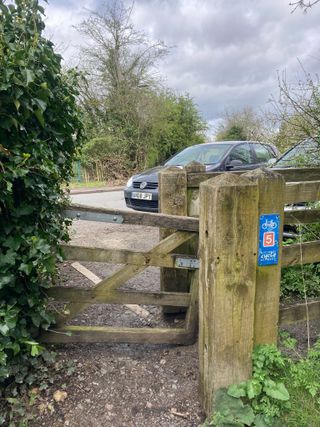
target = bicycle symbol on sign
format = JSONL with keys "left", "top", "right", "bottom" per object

{"left": 262, "top": 219, "right": 277, "bottom": 230}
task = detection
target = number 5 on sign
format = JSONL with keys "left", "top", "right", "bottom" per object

{"left": 263, "top": 232, "right": 275, "bottom": 247}
{"left": 258, "top": 214, "right": 280, "bottom": 266}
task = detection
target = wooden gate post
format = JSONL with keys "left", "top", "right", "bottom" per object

{"left": 244, "top": 168, "right": 285, "bottom": 345}
{"left": 159, "top": 166, "right": 189, "bottom": 313}
{"left": 159, "top": 162, "right": 205, "bottom": 313}
{"left": 199, "top": 174, "right": 259, "bottom": 415}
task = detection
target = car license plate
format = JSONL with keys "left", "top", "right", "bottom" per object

{"left": 132, "top": 192, "right": 152, "bottom": 200}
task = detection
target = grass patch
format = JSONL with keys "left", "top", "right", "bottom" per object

{"left": 281, "top": 386, "right": 320, "bottom": 426}
{"left": 67, "top": 180, "right": 107, "bottom": 189}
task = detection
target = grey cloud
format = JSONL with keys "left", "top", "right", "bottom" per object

{"left": 131, "top": 0, "right": 320, "bottom": 121}
{"left": 44, "top": 0, "right": 320, "bottom": 125}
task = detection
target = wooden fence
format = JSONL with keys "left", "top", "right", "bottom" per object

{"left": 195, "top": 168, "right": 320, "bottom": 414}
{"left": 41, "top": 164, "right": 320, "bottom": 416}
{"left": 157, "top": 164, "right": 320, "bottom": 413}
{"left": 41, "top": 205, "right": 200, "bottom": 345}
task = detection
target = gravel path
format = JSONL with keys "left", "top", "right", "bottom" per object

{"left": 32, "top": 219, "right": 319, "bottom": 426}
{"left": 34, "top": 220, "right": 205, "bottom": 427}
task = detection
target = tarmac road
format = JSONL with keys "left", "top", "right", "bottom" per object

{"left": 71, "top": 190, "right": 129, "bottom": 211}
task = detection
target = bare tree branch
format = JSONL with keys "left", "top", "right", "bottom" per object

{"left": 290, "top": 0, "right": 320, "bottom": 13}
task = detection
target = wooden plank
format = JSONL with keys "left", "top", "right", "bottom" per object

{"left": 185, "top": 160, "right": 206, "bottom": 218}
{"left": 187, "top": 188, "right": 200, "bottom": 217}
{"left": 282, "top": 240, "right": 320, "bottom": 266}
{"left": 46, "top": 287, "right": 191, "bottom": 307}
{"left": 67, "top": 203, "right": 199, "bottom": 231}
{"left": 40, "top": 326, "right": 189, "bottom": 344}
{"left": 284, "top": 208, "right": 320, "bottom": 224}
{"left": 184, "top": 270, "right": 199, "bottom": 344}
{"left": 57, "top": 231, "right": 196, "bottom": 326}
{"left": 185, "top": 204, "right": 320, "bottom": 225}
{"left": 187, "top": 168, "right": 320, "bottom": 188}
{"left": 71, "top": 262, "right": 151, "bottom": 320}
{"left": 71, "top": 261, "right": 100, "bottom": 284}
{"left": 285, "top": 181, "right": 320, "bottom": 204}
{"left": 62, "top": 245, "right": 198, "bottom": 269}
{"left": 244, "top": 169, "right": 285, "bottom": 345}
{"left": 199, "top": 173, "right": 259, "bottom": 415}
{"left": 273, "top": 167, "right": 320, "bottom": 182}
{"left": 279, "top": 299, "right": 320, "bottom": 325}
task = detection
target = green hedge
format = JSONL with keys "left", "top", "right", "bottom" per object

{"left": 0, "top": 0, "right": 82, "bottom": 384}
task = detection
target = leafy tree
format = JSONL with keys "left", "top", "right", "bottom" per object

{"left": 149, "top": 92, "right": 207, "bottom": 165}
{"left": 0, "top": 0, "right": 82, "bottom": 385}
{"left": 270, "top": 69, "right": 320, "bottom": 150}
{"left": 77, "top": 0, "right": 168, "bottom": 169}
{"left": 218, "top": 124, "right": 247, "bottom": 141}
{"left": 77, "top": 0, "right": 167, "bottom": 99}
{"left": 271, "top": 115, "right": 313, "bottom": 152}
{"left": 215, "top": 107, "right": 267, "bottom": 142}
{"left": 78, "top": 0, "right": 206, "bottom": 173}
{"left": 81, "top": 91, "right": 207, "bottom": 177}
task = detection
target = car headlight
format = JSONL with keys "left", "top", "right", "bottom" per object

{"left": 126, "top": 177, "right": 133, "bottom": 187}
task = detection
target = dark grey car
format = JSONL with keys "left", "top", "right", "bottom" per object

{"left": 124, "top": 141, "right": 279, "bottom": 212}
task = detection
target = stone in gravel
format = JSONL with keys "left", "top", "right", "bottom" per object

{"left": 146, "top": 402, "right": 152, "bottom": 408}
{"left": 53, "top": 390, "right": 67, "bottom": 402}
{"left": 106, "top": 404, "right": 114, "bottom": 411}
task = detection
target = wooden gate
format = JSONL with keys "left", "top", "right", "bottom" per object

{"left": 41, "top": 205, "right": 200, "bottom": 345}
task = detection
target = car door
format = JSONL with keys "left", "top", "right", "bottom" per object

{"left": 224, "top": 143, "right": 256, "bottom": 171}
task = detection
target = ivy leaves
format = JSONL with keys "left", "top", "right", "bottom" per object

{"left": 0, "top": 0, "right": 82, "bottom": 387}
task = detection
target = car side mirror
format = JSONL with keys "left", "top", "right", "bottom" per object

{"left": 226, "top": 159, "right": 243, "bottom": 170}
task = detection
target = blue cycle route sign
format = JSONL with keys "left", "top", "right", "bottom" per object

{"left": 258, "top": 214, "right": 280, "bottom": 266}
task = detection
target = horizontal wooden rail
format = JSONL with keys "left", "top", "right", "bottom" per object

{"left": 46, "top": 287, "right": 190, "bottom": 307}
{"left": 187, "top": 167, "right": 320, "bottom": 188}
{"left": 41, "top": 326, "right": 190, "bottom": 344}
{"left": 282, "top": 240, "right": 320, "bottom": 266}
{"left": 285, "top": 181, "right": 320, "bottom": 204}
{"left": 62, "top": 245, "right": 199, "bottom": 269}
{"left": 279, "top": 299, "right": 320, "bottom": 325}
{"left": 65, "top": 204, "right": 199, "bottom": 231}
{"left": 273, "top": 167, "right": 320, "bottom": 183}
{"left": 284, "top": 208, "right": 320, "bottom": 224}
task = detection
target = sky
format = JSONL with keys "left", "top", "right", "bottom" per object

{"left": 43, "top": 0, "right": 320, "bottom": 132}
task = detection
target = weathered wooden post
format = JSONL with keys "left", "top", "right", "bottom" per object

{"left": 199, "top": 173, "right": 259, "bottom": 415}
{"left": 244, "top": 168, "right": 285, "bottom": 344}
{"left": 159, "top": 167, "right": 188, "bottom": 313}
{"left": 159, "top": 162, "right": 205, "bottom": 313}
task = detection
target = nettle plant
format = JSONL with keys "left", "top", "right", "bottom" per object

{"left": 206, "top": 345, "right": 290, "bottom": 427}
{"left": 0, "top": 0, "right": 82, "bottom": 385}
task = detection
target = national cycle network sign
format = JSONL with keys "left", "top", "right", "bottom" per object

{"left": 258, "top": 214, "right": 280, "bottom": 266}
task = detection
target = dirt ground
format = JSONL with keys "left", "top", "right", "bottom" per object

{"left": 33, "top": 221, "right": 205, "bottom": 427}
{"left": 31, "top": 219, "right": 319, "bottom": 427}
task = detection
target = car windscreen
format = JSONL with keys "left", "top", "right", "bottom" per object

{"left": 165, "top": 144, "right": 230, "bottom": 166}
{"left": 275, "top": 140, "right": 320, "bottom": 167}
